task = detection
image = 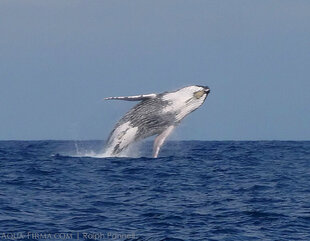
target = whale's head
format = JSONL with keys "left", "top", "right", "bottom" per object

{"left": 162, "top": 85, "right": 210, "bottom": 121}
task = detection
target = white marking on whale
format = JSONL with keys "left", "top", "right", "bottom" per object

{"left": 104, "top": 121, "right": 138, "bottom": 156}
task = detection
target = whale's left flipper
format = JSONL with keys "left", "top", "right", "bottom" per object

{"left": 104, "top": 93, "right": 157, "bottom": 101}
{"left": 153, "top": 126, "right": 175, "bottom": 158}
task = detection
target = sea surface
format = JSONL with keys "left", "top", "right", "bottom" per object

{"left": 0, "top": 141, "right": 309, "bottom": 241}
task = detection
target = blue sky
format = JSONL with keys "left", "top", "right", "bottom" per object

{"left": 0, "top": 0, "right": 309, "bottom": 140}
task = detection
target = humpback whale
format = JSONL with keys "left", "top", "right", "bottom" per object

{"left": 104, "top": 85, "right": 210, "bottom": 158}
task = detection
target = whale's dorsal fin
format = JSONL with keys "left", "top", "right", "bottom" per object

{"left": 104, "top": 93, "right": 157, "bottom": 101}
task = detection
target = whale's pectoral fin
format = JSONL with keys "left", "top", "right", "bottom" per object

{"left": 104, "top": 93, "right": 157, "bottom": 101}
{"left": 153, "top": 126, "right": 175, "bottom": 158}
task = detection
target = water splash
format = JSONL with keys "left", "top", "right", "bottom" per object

{"left": 71, "top": 141, "right": 143, "bottom": 158}
{"left": 98, "top": 142, "right": 142, "bottom": 158}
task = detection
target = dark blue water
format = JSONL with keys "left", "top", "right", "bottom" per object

{"left": 0, "top": 141, "right": 309, "bottom": 241}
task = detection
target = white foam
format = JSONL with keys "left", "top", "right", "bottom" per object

{"left": 68, "top": 140, "right": 142, "bottom": 159}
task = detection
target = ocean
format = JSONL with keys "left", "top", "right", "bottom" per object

{"left": 0, "top": 141, "right": 309, "bottom": 241}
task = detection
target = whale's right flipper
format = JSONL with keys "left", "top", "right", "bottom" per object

{"left": 153, "top": 126, "right": 175, "bottom": 158}
{"left": 104, "top": 93, "right": 157, "bottom": 101}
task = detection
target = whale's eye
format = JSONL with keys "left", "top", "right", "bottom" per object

{"left": 194, "top": 90, "right": 205, "bottom": 99}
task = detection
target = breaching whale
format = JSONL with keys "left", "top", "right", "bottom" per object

{"left": 104, "top": 85, "right": 210, "bottom": 158}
